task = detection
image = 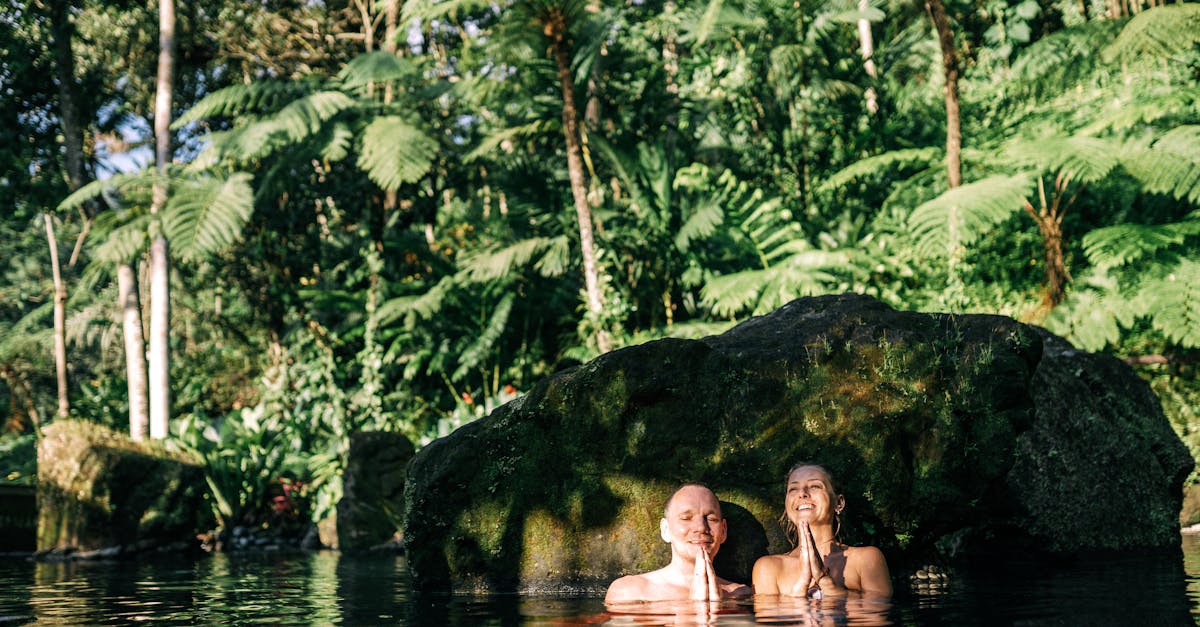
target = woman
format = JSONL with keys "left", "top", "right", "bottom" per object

{"left": 752, "top": 463, "right": 892, "bottom": 598}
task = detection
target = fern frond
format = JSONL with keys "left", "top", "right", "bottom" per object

{"left": 450, "top": 293, "right": 515, "bottom": 382}
{"left": 534, "top": 235, "right": 571, "bottom": 277}
{"left": 817, "top": 148, "right": 941, "bottom": 193}
{"left": 701, "top": 268, "right": 767, "bottom": 318}
{"left": 1140, "top": 257, "right": 1200, "bottom": 348}
{"left": 701, "top": 251, "right": 847, "bottom": 318}
{"left": 57, "top": 170, "right": 155, "bottom": 212}
{"left": 458, "top": 237, "right": 555, "bottom": 282}
{"left": 464, "top": 121, "right": 548, "bottom": 163}
{"left": 322, "top": 122, "right": 354, "bottom": 162}
{"left": 1043, "top": 276, "right": 1128, "bottom": 351}
{"left": 676, "top": 200, "right": 723, "bottom": 252}
{"left": 908, "top": 174, "right": 1032, "bottom": 258}
{"left": 163, "top": 173, "right": 255, "bottom": 260}
{"left": 218, "top": 91, "right": 356, "bottom": 161}
{"left": 357, "top": 116, "right": 438, "bottom": 191}
{"left": 1003, "top": 136, "right": 1120, "bottom": 183}
{"left": 378, "top": 277, "right": 452, "bottom": 326}
{"left": 174, "top": 81, "right": 305, "bottom": 128}
{"left": 338, "top": 51, "right": 418, "bottom": 90}
{"left": 1121, "top": 126, "right": 1200, "bottom": 204}
{"left": 1009, "top": 22, "right": 1121, "bottom": 93}
{"left": 1104, "top": 4, "right": 1200, "bottom": 63}
{"left": 1081, "top": 87, "right": 1200, "bottom": 135}
{"left": 92, "top": 214, "right": 151, "bottom": 264}
{"left": 1082, "top": 222, "right": 1188, "bottom": 267}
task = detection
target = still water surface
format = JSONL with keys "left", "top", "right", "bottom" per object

{"left": 3, "top": 534, "right": 1200, "bottom": 625}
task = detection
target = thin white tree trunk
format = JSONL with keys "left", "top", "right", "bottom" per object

{"left": 857, "top": 0, "right": 879, "bottom": 114}
{"left": 149, "top": 0, "right": 175, "bottom": 439}
{"left": 43, "top": 214, "right": 69, "bottom": 419}
{"left": 119, "top": 264, "right": 149, "bottom": 441}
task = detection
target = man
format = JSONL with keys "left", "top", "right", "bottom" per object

{"left": 605, "top": 483, "right": 752, "bottom": 602}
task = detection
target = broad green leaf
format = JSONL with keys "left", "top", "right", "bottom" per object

{"left": 357, "top": 116, "right": 437, "bottom": 191}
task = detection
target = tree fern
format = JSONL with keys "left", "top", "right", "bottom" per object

{"left": 377, "top": 277, "right": 453, "bottom": 327}
{"left": 338, "top": 51, "right": 418, "bottom": 90}
{"left": 464, "top": 121, "right": 549, "bottom": 163}
{"left": 357, "top": 116, "right": 438, "bottom": 191}
{"left": 1104, "top": 4, "right": 1200, "bottom": 64}
{"left": 908, "top": 174, "right": 1032, "bottom": 258}
{"left": 172, "top": 81, "right": 306, "bottom": 128}
{"left": 1138, "top": 257, "right": 1200, "bottom": 348}
{"left": 92, "top": 214, "right": 151, "bottom": 264}
{"left": 1083, "top": 221, "right": 1193, "bottom": 268}
{"left": 1002, "top": 136, "right": 1120, "bottom": 183}
{"left": 57, "top": 170, "right": 154, "bottom": 213}
{"left": 457, "top": 237, "right": 563, "bottom": 282}
{"left": 1120, "top": 126, "right": 1200, "bottom": 204}
{"left": 162, "top": 173, "right": 255, "bottom": 261}
{"left": 818, "top": 148, "right": 941, "bottom": 194}
{"left": 1044, "top": 275, "right": 1131, "bottom": 351}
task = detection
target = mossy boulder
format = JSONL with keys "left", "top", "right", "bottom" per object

{"left": 37, "top": 420, "right": 208, "bottom": 555}
{"left": 337, "top": 431, "right": 414, "bottom": 552}
{"left": 402, "top": 294, "right": 1191, "bottom": 592}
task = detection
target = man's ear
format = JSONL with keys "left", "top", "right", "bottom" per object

{"left": 660, "top": 517, "right": 671, "bottom": 543}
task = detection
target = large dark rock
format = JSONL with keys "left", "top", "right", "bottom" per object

{"left": 336, "top": 431, "right": 414, "bottom": 552}
{"left": 402, "top": 294, "right": 1192, "bottom": 593}
{"left": 37, "top": 420, "right": 208, "bottom": 556}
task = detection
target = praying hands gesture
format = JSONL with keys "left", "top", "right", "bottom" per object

{"left": 690, "top": 542, "right": 722, "bottom": 601}
{"left": 788, "top": 521, "right": 845, "bottom": 599}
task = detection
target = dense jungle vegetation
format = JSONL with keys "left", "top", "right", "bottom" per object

{"left": 2, "top": 0, "right": 1198, "bottom": 531}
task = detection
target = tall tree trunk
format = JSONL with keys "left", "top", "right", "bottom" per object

{"left": 149, "top": 0, "right": 176, "bottom": 439}
{"left": 42, "top": 214, "right": 69, "bottom": 420}
{"left": 119, "top": 264, "right": 149, "bottom": 441}
{"left": 50, "top": 1, "right": 85, "bottom": 192}
{"left": 45, "top": 0, "right": 89, "bottom": 422}
{"left": 925, "top": 0, "right": 962, "bottom": 188}
{"left": 546, "top": 10, "right": 612, "bottom": 353}
{"left": 857, "top": 0, "right": 879, "bottom": 115}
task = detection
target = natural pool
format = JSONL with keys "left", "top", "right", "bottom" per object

{"left": 3, "top": 533, "right": 1200, "bottom": 625}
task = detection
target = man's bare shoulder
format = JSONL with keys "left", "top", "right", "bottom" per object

{"left": 605, "top": 572, "right": 656, "bottom": 603}
{"left": 605, "top": 569, "right": 686, "bottom": 603}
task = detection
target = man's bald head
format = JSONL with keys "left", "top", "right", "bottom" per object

{"left": 663, "top": 483, "right": 723, "bottom": 519}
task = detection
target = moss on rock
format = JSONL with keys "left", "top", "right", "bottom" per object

{"left": 37, "top": 420, "right": 208, "bottom": 554}
{"left": 402, "top": 294, "right": 1190, "bottom": 592}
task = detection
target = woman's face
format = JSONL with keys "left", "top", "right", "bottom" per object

{"left": 785, "top": 465, "right": 838, "bottom": 526}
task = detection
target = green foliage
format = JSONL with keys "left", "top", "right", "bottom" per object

{"left": 173, "top": 405, "right": 311, "bottom": 531}
{"left": 0, "top": 432, "right": 36, "bottom": 485}
{"left": 357, "top": 116, "right": 439, "bottom": 191}
{"left": 1104, "top": 4, "right": 1200, "bottom": 63}
{"left": 163, "top": 173, "right": 256, "bottom": 261}
{"left": 908, "top": 175, "right": 1033, "bottom": 258}
{"left": 9, "top": 0, "right": 1200, "bottom": 537}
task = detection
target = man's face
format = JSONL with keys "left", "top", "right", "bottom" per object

{"left": 659, "top": 485, "right": 727, "bottom": 562}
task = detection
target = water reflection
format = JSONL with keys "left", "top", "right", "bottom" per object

{"left": 0, "top": 536, "right": 1198, "bottom": 625}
